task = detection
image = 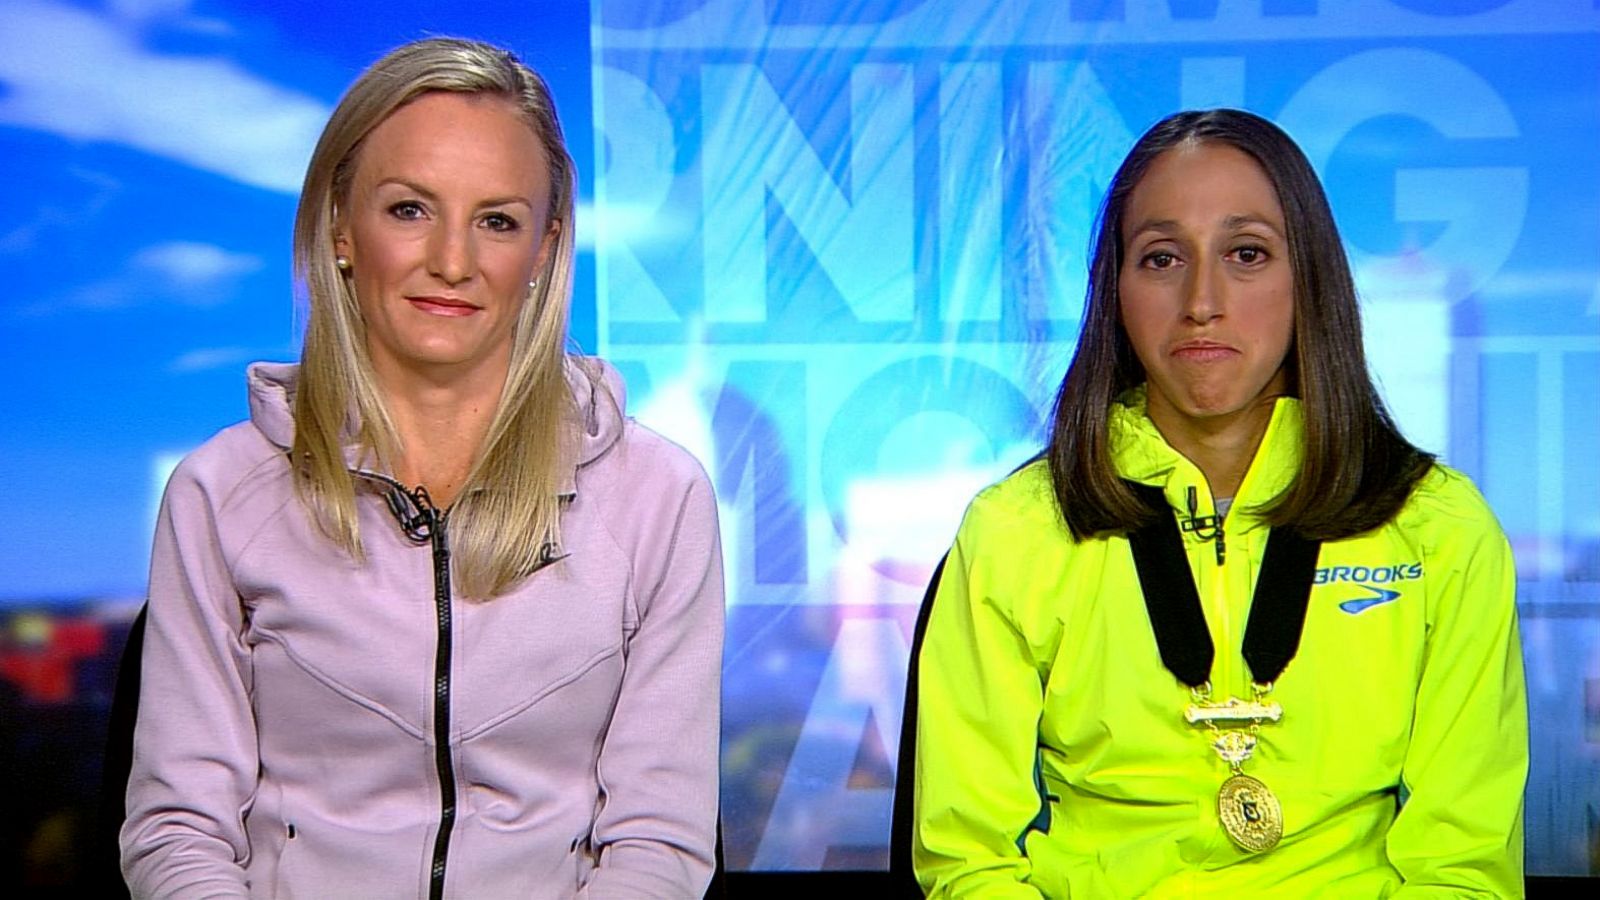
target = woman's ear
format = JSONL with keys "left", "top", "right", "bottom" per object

{"left": 534, "top": 218, "right": 562, "bottom": 273}
{"left": 333, "top": 204, "right": 352, "bottom": 262}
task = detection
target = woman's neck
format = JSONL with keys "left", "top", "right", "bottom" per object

{"left": 1146, "top": 395, "right": 1278, "bottom": 502}
{"left": 373, "top": 357, "right": 509, "bottom": 508}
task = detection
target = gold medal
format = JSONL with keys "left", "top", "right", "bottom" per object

{"left": 1217, "top": 773, "right": 1283, "bottom": 852}
{"left": 1126, "top": 494, "right": 1318, "bottom": 857}
{"left": 1186, "top": 684, "right": 1285, "bottom": 852}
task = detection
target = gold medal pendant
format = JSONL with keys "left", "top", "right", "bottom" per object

{"left": 1217, "top": 773, "right": 1283, "bottom": 852}
{"left": 1187, "top": 684, "right": 1286, "bottom": 853}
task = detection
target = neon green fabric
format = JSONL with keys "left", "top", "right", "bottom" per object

{"left": 913, "top": 390, "right": 1527, "bottom": 897}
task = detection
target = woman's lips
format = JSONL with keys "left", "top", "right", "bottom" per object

{"left": 408, "top": 296, "right": 481, "bottom": 317}
{"left": 1170, "top": 340, "right": 1237, "bottom": 362}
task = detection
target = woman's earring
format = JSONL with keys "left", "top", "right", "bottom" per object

{"left": 528, "top": 277, "right": 539, "bottom": 291}
{"left": 336, "top": 255, "right": 351, "bottom": 272}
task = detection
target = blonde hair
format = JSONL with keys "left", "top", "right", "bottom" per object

{"left": 290, "top": 37, "right": 580, "bottom": 598}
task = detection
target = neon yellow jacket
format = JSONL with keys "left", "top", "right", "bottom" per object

{"left": 912, "top": 391, "right": 1527, "bottom": 898}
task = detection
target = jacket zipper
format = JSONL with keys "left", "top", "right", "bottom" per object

{"left": 350, "top": 471, "right": 460, "bottom": 896}
{"left": 417, "top": 488, "right": 457, "bottom": 900}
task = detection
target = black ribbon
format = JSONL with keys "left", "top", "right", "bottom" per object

{"left": 1124, "top": 482, "right": 1322, "bottom": 689}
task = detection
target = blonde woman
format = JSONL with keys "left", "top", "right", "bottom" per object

{"left": 120, "top": 38, "right": 723, "bottom": 898}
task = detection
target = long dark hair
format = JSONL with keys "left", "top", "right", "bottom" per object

{"left": 1047, "top": 108, "right": 1431, "bottom": 541}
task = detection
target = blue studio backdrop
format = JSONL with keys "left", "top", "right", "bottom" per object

{"left": 2, "top": 0, "right": 1597, "bottom": 876}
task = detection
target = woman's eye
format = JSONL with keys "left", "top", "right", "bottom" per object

{"left": 482, "top": 213, "right": 520, "bottom": 233}
{"left": 388, "top": 201, "right": 425, "bottom": 220}
{"left": 1234, "top": 245, "right": 1267, "bottom": 264}
{"left": 1144, "top": 251, "right": 1177, "bottom": 270}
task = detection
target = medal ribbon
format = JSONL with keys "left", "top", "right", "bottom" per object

{"left": 1123, "top": 481, "right": 1321, "bottom": 853}
{"left": 1123, "top": 481, "right": 1322, "bottom": 689}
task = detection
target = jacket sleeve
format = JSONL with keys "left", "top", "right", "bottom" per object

{"left": 1386, "top": 483, "right": 1527, "bottom": 897}
{"left": 912, "top": 499, "right": 1048, "bottom": 898}
{"left": 120, "top": 460, "right": 256, "bottom": 898}
{"left": 913, "top": 500, "right": 1186, "bottom": 898}
{"left": 580, "top": 466, "right": 725, "bottom": 899}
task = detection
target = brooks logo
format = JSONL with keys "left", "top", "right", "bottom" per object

{"left": 1315, "top": 562, "right": 1422, "bottom": 615}
{"left": 1338, "top": 585, "right": 1403, "bottom": 615}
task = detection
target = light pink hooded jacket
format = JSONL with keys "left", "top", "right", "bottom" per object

{"left": 121, "top": 360, "right": 724, "bottom": 899}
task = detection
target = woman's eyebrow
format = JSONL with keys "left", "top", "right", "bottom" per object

{"left": 373, "top": 178, "right": 533, "bottom": 209}
{"left": 1125, "top": 218, "right": 1180, "bottom": 238}
{"left": 1223, "top": 213, "right": 1284, "bottom": 234}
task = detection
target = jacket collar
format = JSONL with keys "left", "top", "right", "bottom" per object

{"left": 1109, "top": 385, "right": 1303, "bottom": 523}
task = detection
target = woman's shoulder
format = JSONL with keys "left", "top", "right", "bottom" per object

{"left": 1364, "top": 462, "right": 1512, "bottom": 574}
{"left": 169, "top": 419, "right": 289, "bottom": 500}
{"left": 567, "top": 356, "right": 711, "bottom": 493}
{"left": 960, "top": 457, "right": 1068, "bottom": 540}
{"left": 615, "top": 418, "right": 713, "bottom": 488}
{"left": 575, "top": 416, "right": 714, "bottom": 520}
{"left": 1391, "top": 462, "right": 1503, "bottom": 537}
{"left": 170, "top": 360, "right": 296, "bottom": 495}
{"left": 158, "top": 421, "right": 295, "bottom": 558}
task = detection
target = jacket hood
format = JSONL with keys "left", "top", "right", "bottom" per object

{"left": 1108, "top": 384, "right": 1303, "bottom": 515}
{"left": 245, "top": 357, "right": 628, "bottom": 491}
{"left": 567, "top": 356, "right": 629, "bottom": 470}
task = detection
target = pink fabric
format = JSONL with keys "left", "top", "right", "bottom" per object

{"left": 121, "top": 360, "right": 723, "bottom": 899}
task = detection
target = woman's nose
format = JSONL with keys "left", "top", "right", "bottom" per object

{"left": 427, "top": 222, "right": 476, "bottom": 284}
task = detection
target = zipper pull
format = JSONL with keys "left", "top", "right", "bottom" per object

{"left": 411, "top": 485, "right": 452, "bottom": 560}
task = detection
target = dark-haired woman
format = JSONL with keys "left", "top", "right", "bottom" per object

{"left": 909, "top": 109, "right": 1525, "bottom": 896}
